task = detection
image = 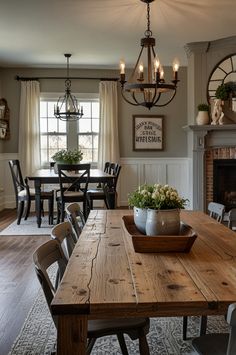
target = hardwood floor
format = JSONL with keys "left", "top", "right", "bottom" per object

{"left": 0, "top": 209, "right": 50, "bottom": 355}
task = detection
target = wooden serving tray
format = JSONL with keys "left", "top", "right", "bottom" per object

{"left": 122, "top": 215, "right": 197, "bottom": 253}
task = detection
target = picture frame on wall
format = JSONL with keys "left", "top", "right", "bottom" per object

{"left": 133, "top": 115, "right": 163, "bottom": 151}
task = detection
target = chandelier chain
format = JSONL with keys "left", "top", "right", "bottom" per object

{"left": 145, "top": 2, "right": 152, "bottom": 37}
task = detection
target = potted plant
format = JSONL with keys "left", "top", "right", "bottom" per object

{"left": 128, "top": 183, "right": 187, "bottom": 235}
{"left": 215, "top": 83, "right": 230, "bottom": 101}
{"left": 196, "top": 103, "right": 210, "bottom": 125}
{"left": 51, "top": 148, "right": 83, "bottom": 173}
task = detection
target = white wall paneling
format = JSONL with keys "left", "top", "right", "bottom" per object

{"left": 118, "top": 157, "right": 191, "bottom": 208}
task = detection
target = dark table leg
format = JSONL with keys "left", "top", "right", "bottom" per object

{"left": 34, "top": 179, "right": 42, "bottom": 228}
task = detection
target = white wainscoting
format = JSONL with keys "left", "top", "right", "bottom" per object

{"left": 118, "top": 157, "right": 192, "bottom": 208}
{"left": 0, "top": 155, "right": 192, "bottom": 211}
{"left": 0, "top": 153, "right": 18, "bottom": 211}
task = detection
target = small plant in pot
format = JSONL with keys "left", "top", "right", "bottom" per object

{"left": 196, "top": 103, "right": 210, "bottom": 125}
{"left": 128, "top": 183, "right": 187, "bottom": 235}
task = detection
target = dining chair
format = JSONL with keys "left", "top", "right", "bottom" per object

{"left": 192, "top": 303, "right": 236, "bottom": 355}
{"left": 51, "top": 221, "right": 77, "bottom": 288}
{"left": 226, "top": 208, "right": 236, "bottom": 230}
{"left": 51, "top": 221, "right": 77, "bottom": 260}
{"left": 87, "top": 163, "right": 121, "bottom": 210}
{"left": 56, "top": 163, "right": 90, "bottom": 223}
{"left": 33, "top": 239, "right": 150, "bottom": 355}
{"left": 86, "top": 161, "right": 111, "bottom": 209}
{"left": 65, "top": 202, "right": 85, "bottom": 239}
{"left": 183, "top": 201, "right": 226, "bottom": 340}
{"left": 208, "top": 202, "right": 226, "bottom": 222}
{"left": 9, "top": 159, "right": 54, "bottom": 225}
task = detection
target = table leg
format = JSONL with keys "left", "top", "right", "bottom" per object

{"left": 34, "top": 180, "right": 42, "bottom": 228}
{"left": 57, "top": 314, "right": 88, "bottom": 355}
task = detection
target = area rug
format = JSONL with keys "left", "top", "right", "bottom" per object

{"left": 0, "top": 215, "right": 54, "bottom": 236}
{"left": 8, "top": 285, "right": 229, "bottom": 355}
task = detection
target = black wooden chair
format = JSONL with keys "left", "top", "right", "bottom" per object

{"left": 56, "top": 163, "right": 90, "bottom": 223}
{"left": 33, "top": 239, "right": 150, "bottom": 354}
{"left": 87, "top": 163, "right": 121, "bottom": 210}
{"left": 9, "top": 159, "right": 54, "bottom": 225}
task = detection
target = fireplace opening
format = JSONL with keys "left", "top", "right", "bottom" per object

{"left": 213, "top": 159, "right": 236, "bottom": 211}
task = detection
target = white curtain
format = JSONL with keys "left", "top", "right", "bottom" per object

{"left": 98, "top": 81, "right": 120, "bottom": 170}
{"left": 18, "top": 81, "right": 40, "bottom": 176}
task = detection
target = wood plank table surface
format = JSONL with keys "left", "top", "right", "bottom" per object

{"left": 51, "top": 209, "right": 236, "bottom": 354}
{"left": 27, "top": 168, "right": 114, "bottom": 227}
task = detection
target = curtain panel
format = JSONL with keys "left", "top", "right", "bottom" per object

{"left": 18, "top": 81, "right": 40, "bottom": 176}
{"left": 98, "top": 81, "right": 120, "bottom": 170}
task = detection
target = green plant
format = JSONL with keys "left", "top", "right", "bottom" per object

{"left": 128, "top": 183, "right": 187, "bottom": 210}
{"left": 197, "top": 103, "right": 209, "bottom": 111}
{"left": 215, "top": 83, "right": 230, "bottom": 100}
{"left": 51, "top": 149, "right": 83, "bottom": 164}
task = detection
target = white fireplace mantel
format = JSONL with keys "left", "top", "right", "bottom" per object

{"left": 183, "top": 124, "right": 236, "bottom": 211}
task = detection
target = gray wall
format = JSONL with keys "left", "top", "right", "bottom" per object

{"left": 0, "top": 66, "right": 187, "bottom": 156}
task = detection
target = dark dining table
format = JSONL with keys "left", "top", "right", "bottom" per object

{"left": 27, "top": 168, "right": 114, "bottom": 227}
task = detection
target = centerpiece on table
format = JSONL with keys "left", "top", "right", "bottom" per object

{"left": 128, "top": 183, "right": 187, "bottom": 236}
{"left": 51, "top": 148, "right": 83, "bottom": 173}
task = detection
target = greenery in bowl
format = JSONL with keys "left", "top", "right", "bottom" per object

{"left": 51, "top": 149, "right": 83, "bottom": 164}
{"left": 128, "top": 183, "right": 187, "bottom": 210}
{"left": 197, "top": 103, "right": 209, "bottom": 111}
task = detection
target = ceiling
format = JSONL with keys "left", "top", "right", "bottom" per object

{"left": 0, "top": 0, "right": 236, "bottom": 69}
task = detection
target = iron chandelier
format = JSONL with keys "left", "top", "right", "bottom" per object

{"left": 119, "top": 0, "right": 180, "bottom": 109}
{"left": 54, "top": 54, "right": 83, "bottom": 121}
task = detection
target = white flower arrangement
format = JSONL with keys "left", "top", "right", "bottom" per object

{"left": 128, "top": 183, "right": 187, "bottom": 210}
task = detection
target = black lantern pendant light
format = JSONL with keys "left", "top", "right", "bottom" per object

{"left": 54, "top": 54, "right": 83, "bottom": 121}
{"left": 119, "top": 0, "right": 180, "bottom": 109}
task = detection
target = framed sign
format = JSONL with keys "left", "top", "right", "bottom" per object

{"left": 133, "top": 115, "right": 163, "bottom": 151}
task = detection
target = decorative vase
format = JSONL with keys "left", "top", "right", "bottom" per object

{"left": 196, "top": 111, "right": 209, "bottom": 125}
{"left": 133, "top": 207, "right": 147, "bottom": 234}
{"left": 145, "top": 208, "right": 180, "bottom": 236}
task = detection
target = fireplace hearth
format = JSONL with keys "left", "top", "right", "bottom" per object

{"left": 213, "top": 159, "right": 236, "bottom": 211}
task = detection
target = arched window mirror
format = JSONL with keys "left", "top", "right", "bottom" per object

{"left": 207, "top": 54, "right": 236, "bottom": 100}
{"left": 207, "top": 54, "right": 236, "bottom": 122}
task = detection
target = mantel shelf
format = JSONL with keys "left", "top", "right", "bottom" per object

{"left": 183, "top": 124, "right": 236, "bottom": 132}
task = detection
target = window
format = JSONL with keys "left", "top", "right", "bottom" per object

{"left": 40, "top": 94, "right": 99, "bottom": 167}
{"left": 77, "top": 100, "right": 99, "bottom": 163}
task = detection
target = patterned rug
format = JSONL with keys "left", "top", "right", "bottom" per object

{"left": 0, "top": 216, "right": 54, "bottom": 236}
{"left": 8, "top": 285, "right": 229, "bottom": 355}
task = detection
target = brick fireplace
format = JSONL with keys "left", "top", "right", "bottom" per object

{"left": 205, "top": 148, "right": 236, "bottom": 210}
{"left": 184, "top": 124, "right": 236, "bottom": 211}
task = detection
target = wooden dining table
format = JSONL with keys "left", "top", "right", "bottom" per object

{"left": 27, "top": 168, "right": 114, "bottom": 227}
{"left": 51, "top": 209, "right": 236, "bottom": 354}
